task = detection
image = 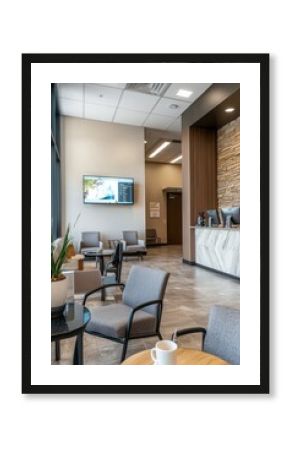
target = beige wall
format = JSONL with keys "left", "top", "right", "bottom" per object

{"left": 217, "top": 117, "right": 240, "bottom": 208}
{"left": 145, "top": 162, "right": 182, "bottom": 243}
{"left": 60, "top": 117, "right": 145, "bottom": 248}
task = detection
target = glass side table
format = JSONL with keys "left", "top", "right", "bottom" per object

{"left": 51, "top": 301, "right": 91, "bottom": 365}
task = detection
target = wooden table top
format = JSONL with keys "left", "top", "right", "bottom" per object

{"left": 122, "top": 348, "right": 228, "bottom": 365}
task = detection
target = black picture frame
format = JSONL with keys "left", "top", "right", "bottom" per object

{"left": 22, "top": 53, "right": 269, "bottom": 394}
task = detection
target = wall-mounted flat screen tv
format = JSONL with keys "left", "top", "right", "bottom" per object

{"left": 83, "top": 175, "right": 134, "bottom": 205}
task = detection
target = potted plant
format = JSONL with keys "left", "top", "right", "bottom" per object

{"left": 51, "top": 225, "right": 72, "bottom": 318}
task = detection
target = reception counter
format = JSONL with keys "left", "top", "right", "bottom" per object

{"left": 191, "top": 226, "right": 240, "bottom": 278}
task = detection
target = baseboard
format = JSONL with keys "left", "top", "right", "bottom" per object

{"left": 146, "top": 243, "right": 168, "bottom": 247}
{"left": 182, "top": 259, "right": 240, "bottom": 280}
{"left": 182, "top": 258, "right": 195, "bottom": 265}
{"left": 194, "top": 262, "right": 240, "bottom": 281}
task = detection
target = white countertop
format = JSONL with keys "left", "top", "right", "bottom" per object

{"left": 190, "top": 225, "right": 240, "bottom": 231}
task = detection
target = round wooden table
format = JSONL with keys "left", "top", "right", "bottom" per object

{"left": 122, "top": 348, "right": 228, "bottom": 365}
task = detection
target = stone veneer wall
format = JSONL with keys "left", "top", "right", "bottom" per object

{"left": 217, "top": 117, "right": 240, "bottom": 208}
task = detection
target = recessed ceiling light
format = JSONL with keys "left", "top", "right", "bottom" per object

{"left": 176, "top": 89, "right": 193, "bottom": 99}
{"left": 149, "top": 141, "right": 171, "bottom": 158}
{"left": 169, "top": 104, "right": 179, "bottom": 109}
{"left": 170, "top": 155, "right": 182, "bottom": 164}
{"left": 225, "top": 107, "right": 235, "bottom": 113}
{"left": 144, "top": 140, "right": 148, "bottom": 144}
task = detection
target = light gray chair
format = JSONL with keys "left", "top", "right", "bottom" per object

{"left": 83, "top": 265, "right": 170, "bottom": 363}
{"left": 172, "top": 305, "right": 240, "bottom": 364}
{"left": 122, "top": 230, "right": 145, "bottom": 251}
{"left": 79, "top": 231, "right": 103, "bottom": 254}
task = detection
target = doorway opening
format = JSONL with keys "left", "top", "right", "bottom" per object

{"left": 166, "top": 191, "right": 182, "bottom": 244}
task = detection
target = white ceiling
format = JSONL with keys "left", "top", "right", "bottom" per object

{"left": 57, "top": 83, "right": 212, "bottom": 134}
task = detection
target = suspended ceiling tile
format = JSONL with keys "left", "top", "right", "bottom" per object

{"left": 119, "top": 90, "right": 160, "bottom": 113}
{"left": 144, "top": 113, "right": 175, "bottom": 130}
{"left": 114, "top": 108, "right": 148, "bottom": 126}
{"left": 58, "top": 98, "right": 83, "bottom": 117}
{"left": 57, "top": 83, "right": 83, "bottom": 101}
{"left": 152, "top": 97, "right": 190, "bottom": 117}
{"left": 85, "top": 84, "right": 122, "bottom": 107}
{"left": 84, "top": 103, "right": 116, "bottom": 121}
{"left": 166, "top": 118, "right": 182, "bottom": 133}
{"left": 99, "top": 83, "right": 127, "bottom": 89}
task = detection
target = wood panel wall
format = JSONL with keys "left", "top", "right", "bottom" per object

{"left": 190, "top": 126, "right": 217, "bottom": 226}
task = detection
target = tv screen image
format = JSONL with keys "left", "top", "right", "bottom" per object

{"left": 83, "top": 175, "right": 134, "bottom": 205}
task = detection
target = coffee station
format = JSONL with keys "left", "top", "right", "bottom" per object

{"left": 190, "top": 207, "right": 240, "bottom": 279}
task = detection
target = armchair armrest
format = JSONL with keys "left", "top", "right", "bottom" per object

{"left": 120, "top": 239, "right": 127, "bottom": 250}
{"left": 82, "top": 282, "right": 125, "bottom": 305}
{"left": 171, "top": 327, "right": 207, "bottom": 349}
{"left": 138, "top": 239, "right": 145, "bottom": 247}
{"left": 126, "top": 300, "right": 162, "bottom": 339}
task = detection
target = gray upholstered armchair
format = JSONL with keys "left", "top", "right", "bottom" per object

{"left": 79, "top": 231, "right": 103, "bottom": 254}
{"left": 172, "top": 305, "right": 240, "bottom": 364}
{"left": 121, "top": 230, "right": 145, "bottom": 252}
{"left": 83, "top": 265, "right": 170, "bottom": 363}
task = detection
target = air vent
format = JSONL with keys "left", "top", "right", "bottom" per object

{"left": 125, "top": 83, "right": 169, "bottom": 96}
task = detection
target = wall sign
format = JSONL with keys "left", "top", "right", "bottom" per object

{"left": 149, "top": 201, "right": 160, "bottom": 218}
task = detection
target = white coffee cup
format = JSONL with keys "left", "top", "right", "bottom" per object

{"left": 151, "top": 340, "right": 177, "bottom": 365}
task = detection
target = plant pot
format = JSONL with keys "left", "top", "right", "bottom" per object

{"left": 51, "top": 276, "right": 68, "bottom": 318}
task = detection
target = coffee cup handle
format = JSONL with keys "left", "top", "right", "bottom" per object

{"left": 151, "top": 348, "right": 157, "bottom": 364}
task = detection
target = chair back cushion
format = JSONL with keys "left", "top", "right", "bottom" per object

{"left": 81, "top": 231, "right": 100, "bottom": 247}
{"left": 123, "top": 230, "right": 138, "bottom": 245}
{"left": 74, "top": 269, "right": 102, "bottom": 294}
{"left": 204, "top": 305, "right": 240, "bottom": 364}
{"left": 123, "top": 265, "right": 169, "bottom": 316}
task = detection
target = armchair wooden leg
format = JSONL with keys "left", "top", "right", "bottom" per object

{"left": 158, "top": 332, "right": 163, "bottom": 340}
{"left": 120, "top": 339, "right": 129, "bottom": 363}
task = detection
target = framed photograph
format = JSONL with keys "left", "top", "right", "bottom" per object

{"left": 22, "top": 53, "right": 269, "bottom": 394}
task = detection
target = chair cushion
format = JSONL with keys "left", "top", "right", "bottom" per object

{"left": 101, "top": 275, "right": 118, "bottom": 285}
{"left": 80, "top": 246, "right": 100, "bottom": 254}
{"left": 74, "top": 269, "right": 102, "bottom": 294}
{"left": 85, "top": 303, "right": 156, "bottom": 339}
{"left": 125, "top": 245, "right": 146, "bottom": 252}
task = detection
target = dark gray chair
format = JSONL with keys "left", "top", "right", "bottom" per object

{"left": 80, "top": 231, "right": 103, "bottom": 254}
{"left": 104, "top": 241, "right": 123, "bottom": 283}
{"left": 146, "top": 228, "right": 161, "bottom": 246}
{"left": 83, "top": 265, "right": 170, "bottom": 363}
{"left": 172, "top": 305, "right": 240, "bottom": 364}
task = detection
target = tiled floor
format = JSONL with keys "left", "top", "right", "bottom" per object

{"left": 51, "top": 245, "right": 240, "bottom": 365}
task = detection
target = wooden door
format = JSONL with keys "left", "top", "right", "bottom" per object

{"left": 167, "top": 192, "right": 182, "bottom": 244}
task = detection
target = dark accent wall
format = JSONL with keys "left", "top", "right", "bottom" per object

{"left": 183, "top": 83, "right": 240, "bottom": 128}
